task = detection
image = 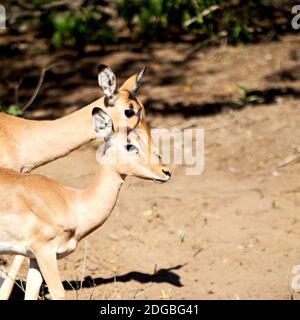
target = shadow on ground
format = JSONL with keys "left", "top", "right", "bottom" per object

{"left": 9, "top": 264, "right": 184, "bottom": 299}
{"left": 64, "top": 264, "right": 184, "bottom": 291}
{"left": 146, "top": 87, "right": 300, "bottom": 118}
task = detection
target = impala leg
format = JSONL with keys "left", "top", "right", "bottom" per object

{"left": 0, "top": 255, "right": 25, "bottom": 300}
{"left": 35, "top": 249, "right": 65, "bottom": 300}
{"left": 25, "top": 259, "right": 43, "bottom": 300}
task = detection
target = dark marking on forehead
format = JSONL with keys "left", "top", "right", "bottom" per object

{"left": 118, "top": 89, "right": 138, "bottom": 102}
{"left": 128, "top": 91, "right": 137, "bottom": 101}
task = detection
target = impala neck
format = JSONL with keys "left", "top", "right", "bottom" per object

{"left": 75, "top": 164, "right": 124, "bottom": 241}
{"left": 22, "top": 97, "right": 105, "bottom": 170}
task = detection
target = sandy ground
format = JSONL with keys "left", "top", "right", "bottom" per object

{"left": 2, "top": 33, "right": 300, "bottom": 299}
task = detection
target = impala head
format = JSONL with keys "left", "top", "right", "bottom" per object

{"left": 98, "top": 64, "right": 148, "bottom": 133}
{"left": 92, "top": 108, "right": 172, "bottom": 183}
{"left": 97, "top": 64, "right": 162, "bottom": 167}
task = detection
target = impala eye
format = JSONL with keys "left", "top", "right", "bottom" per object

{"left": 125, "top": 144, "right": 139, "bottom": 153}
{"left": 125, "top": 109, "right": 135, "bottom": 118}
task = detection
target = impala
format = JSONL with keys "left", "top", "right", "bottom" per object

{"left": 0, "top": 108, "right": 171, "bottom": 300}
{"left": 0, "top": 64, "right": 159, "bottom": 299}
{"left": 0, "top": 64, "right": 148, "bottom": 173}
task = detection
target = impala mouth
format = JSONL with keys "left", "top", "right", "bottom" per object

{"left": 153, "top": 177, "right": 169, "bottom": 184}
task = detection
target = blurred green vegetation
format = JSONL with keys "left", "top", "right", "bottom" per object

{"left": 117, "top": 0, "right": 257, "bottom": 43}
{"left": 47, "top": 8, "right": 116, "bottom": 50}
{"left": 0, "top": 0, "right": 295, "bottom": 116}
{"left": 0, "top": 104, "right": 23, "bottom": 117}
{"left": 2, "top": 0, "right": 293, "bottom": 54}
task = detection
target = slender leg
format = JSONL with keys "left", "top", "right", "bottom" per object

{"left": 0, "top": 259, "right": 6, "bottom": 287}
{"left": 25, "top": 259, "right": 43, "bottom": 300}
{"left": 0, "top": 255, "right": 25, "bottom": 300}
{"left": 35, "top": 248, "right": 65, "bottom": 300}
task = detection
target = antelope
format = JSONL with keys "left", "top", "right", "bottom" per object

{"left": 0, "top": 107, "right": 172, "bottom": 300}
{"left": 0, "top": 65, "right": 148, "bottom": 173}
{"left": 0, "top": 64, "right": 158, "bottom": 299}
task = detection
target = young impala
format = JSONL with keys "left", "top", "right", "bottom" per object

{"left": 0, "top": 64, "right": 148, "bottom": 173}
{"left": 0, "top": 108, "right": 172, "bottom": 300}
{"left": 0, "top": 64, "right": 160, "bottom": 299}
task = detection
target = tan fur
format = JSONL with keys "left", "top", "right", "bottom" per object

{"left": 0, "top": 71, "right": 158, "bottom": 300}
{"left": 0, "top": 124, "right": 171, "bottom": 300}
{"left": 0, "top": 90, "right": 149, "bottom": 173}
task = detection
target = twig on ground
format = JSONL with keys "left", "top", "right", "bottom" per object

{"left": 184, "top": 5, "right": 220, "bottom": 27}
{"left": 5, "top": 256, "right": 26, "bottom": 293}
{"left": 291, "top": 288, "right": 300, "bottom": 300}
{"left": 133, "top": 287, "right": 152, "bottom": 299}
{"left": 89, "top": 281, "right": 96, "bottom": 300}
{"left": 171, "top": 119, "right": 199, "bottom": 130}
{"left": 193, "top": 248, "right": 203, "bottom": 258}
{"left": 66, "top": 279, "right": 77, "bottom": 293}
{"left": 183, "top": 31, "right": 228, "bottom": 60}
{"left": 81, "top": 239, "right": 88, "bottom": 290}
{"left": 0, "top": 266, "right": 26, "bottom": 296}
{"left": 277, "top": 152, "right": 300, "bottom": 168}
{"left": 206, "top": 117, "right": 241, "bottom": 130}
{"left": 171, "top": 115, "right": 240, "bottom": 131}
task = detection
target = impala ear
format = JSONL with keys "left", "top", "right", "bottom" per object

{"left": 92, "top": 107, "right": 114, "bottom": 141}
{"left": 119, "top": 67, "right": 147, "bottom": 95}
{"left": 98, "top": 65, "right": 117, "bottom": 106}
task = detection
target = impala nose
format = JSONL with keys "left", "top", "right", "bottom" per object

{"left": 162, "top": 169, "right": 172, "bottom": 179}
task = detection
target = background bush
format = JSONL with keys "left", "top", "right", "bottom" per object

{"left": 0, "top": 0, "right": 296, "bottom": 116}
{"left": 3, "top": 0, "right": 294, "bottom": 52}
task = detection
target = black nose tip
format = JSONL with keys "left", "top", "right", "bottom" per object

{"left": 162, "top": 169, "right": 171, "bottom": 178}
